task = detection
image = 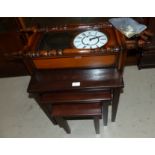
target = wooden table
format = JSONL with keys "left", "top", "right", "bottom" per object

{"left": 14, "top": 22, "right": 126, "bottom": 131}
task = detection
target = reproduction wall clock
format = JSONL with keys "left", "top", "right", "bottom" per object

{"left": 73, "top": 30, "right": 108, "bottom": 49}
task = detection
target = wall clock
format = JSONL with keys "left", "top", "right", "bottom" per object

{"left": 73, "top": 30, "right": 108, "bottom": 49}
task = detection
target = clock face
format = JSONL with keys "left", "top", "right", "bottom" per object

{"left": 73, "top": 30, "right": 108, "bottom": 49}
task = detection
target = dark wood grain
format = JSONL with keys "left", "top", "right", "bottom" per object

{"left": 52, "top": 103, "right": 102, "bottom": 116}
{"left": 40, "top": 91, "right": 112, "bottom": 104}
{"left": 28, "top": 68, "right": 123, "bottom": 93}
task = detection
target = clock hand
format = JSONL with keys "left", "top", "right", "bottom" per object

{"left": 89, "top": 36, "right": 105, "bottom": 41}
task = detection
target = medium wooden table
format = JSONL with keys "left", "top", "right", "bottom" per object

{"left": 27, "top": 68, "right": 124, "bottom": 125}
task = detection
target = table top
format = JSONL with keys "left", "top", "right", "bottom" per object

{"left": 28, "top": 68, "right": 123, "bottom": 93}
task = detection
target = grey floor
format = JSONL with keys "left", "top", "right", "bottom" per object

{"left": 0, "top": 66, "right": 155, "bottom": 138}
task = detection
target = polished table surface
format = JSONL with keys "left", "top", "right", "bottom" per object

{"left": 28, "top": 68, "right": 123, "bottom": 93}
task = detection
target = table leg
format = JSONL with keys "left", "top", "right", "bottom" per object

{"left": 94, "top": 116, "right": 100, "bottom": 134}
{"left": 55, "top": 117, "right": 71, "bottom": 134}
{"left": 102, "top": 102, "right": 109, "bottom": 126}
{"left": 112, "top": 88, "right": 121, "bottom": 122}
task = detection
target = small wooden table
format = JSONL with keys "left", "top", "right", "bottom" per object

{"left": 28, "top": 68, "right": 124, "bottom": 126}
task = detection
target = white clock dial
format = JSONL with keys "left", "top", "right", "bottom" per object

{"left": 73, "top": 30, "right": 108, "bottom": 49}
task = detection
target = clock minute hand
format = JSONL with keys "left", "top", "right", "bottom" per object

{"left": 89, "top": 36, "right": 104, "bottom": 41}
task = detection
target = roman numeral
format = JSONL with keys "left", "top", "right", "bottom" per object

{"left": 82, "top": 33, "right": 86, "bottom": 37}
{"left": 75, "top": 40, "right": 80, "bottom": 43}
{"left": 77, "top": 36, "right": 82, "bottom": 39}
{"left": 100, "top": 38, "right": 106, "bottom": 40}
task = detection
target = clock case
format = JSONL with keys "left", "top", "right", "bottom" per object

{"left": 15, "top": 22, "right": 126, "bottom": 73}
